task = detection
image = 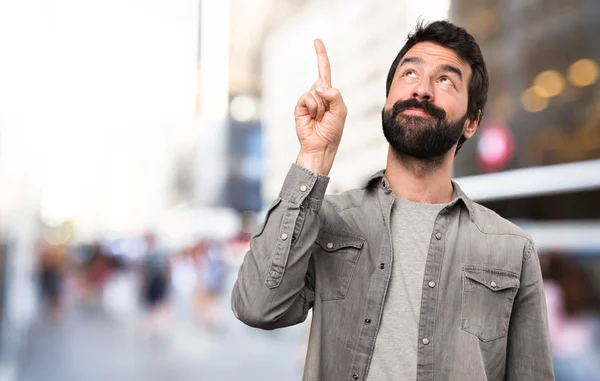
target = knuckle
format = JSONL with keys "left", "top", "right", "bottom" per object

{"left": 303, "top": 92, "right": 315, "bottom": 104}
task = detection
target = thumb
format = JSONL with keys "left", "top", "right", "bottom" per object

{"left": 315, "top": 87, "right": 346, "bottom": 112}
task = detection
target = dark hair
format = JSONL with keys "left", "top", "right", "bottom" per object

{"left": 386, "top": 20, "right": 488, "bottom": 153}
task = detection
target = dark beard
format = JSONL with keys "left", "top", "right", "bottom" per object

{"left": 382, "top": 99, "right": 467, "bottom": 161}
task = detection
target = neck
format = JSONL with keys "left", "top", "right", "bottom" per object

{"left": 385, "top": 146, "right": 455, "bottom": 204}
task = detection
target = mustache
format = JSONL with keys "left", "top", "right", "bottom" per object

{"left": 391, "top": 98, "right": 446, "bottom": 121}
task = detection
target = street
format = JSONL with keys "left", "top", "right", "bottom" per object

{"left": 16, "top": 270, "right": 307, "bottom": 381}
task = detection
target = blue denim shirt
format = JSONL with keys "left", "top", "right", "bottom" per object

{"left": 232, "top": 164, "right": 555, "bottom": 381}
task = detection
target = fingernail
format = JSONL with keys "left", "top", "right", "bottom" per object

{"left": 316, "top": 87, "right": 326, "bottom": 94}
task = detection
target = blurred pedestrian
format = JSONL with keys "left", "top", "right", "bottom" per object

{"left": 195, "top": 239, "right": 228, "bottom": 331}
{"left": 85, "top": 243, "right": 114, "bottom": 307}
{"left": 140, "top": 233, "right": 172, "bottom": 337}
{"left": 38, "top": 241, "right": 66, "bottom": 320}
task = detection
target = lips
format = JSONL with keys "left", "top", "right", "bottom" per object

{"left": 401, "top": 108, "right": 432, "bottom": 117}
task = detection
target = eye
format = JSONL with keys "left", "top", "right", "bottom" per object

{"left": 403, "top": 69, "right": 417, "bottom": 78}
{"left": 439, "top": 76, "right": 453, "bottom": 86}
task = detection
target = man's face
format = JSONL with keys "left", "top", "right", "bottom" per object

{"left": 382, "top": 42, "right": 474, "bottom": 159}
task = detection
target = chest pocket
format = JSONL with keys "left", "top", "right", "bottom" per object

{"left": 461, "top": 266, "right": 520, "bottom": 342}
{"left": 312, "top": 228, "right": 365, "bottom": 301}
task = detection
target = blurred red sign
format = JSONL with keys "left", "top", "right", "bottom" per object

{"left": 476, "top": 119, "right": 514, "bottom": 172}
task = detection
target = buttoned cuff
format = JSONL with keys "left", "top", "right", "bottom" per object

{"left": 278, "top": 163, "right": 329, "bottom": 211}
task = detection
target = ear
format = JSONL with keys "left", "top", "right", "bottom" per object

{"left": 463, "top": 110, "right": 481, "bottom": 139}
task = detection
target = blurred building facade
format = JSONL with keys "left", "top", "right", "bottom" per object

{"left": 211, "top": 0, "right": 311, "bottom": 215}
{"left": 449, "top": 0, "right": 600, "bottom": 249}
{"left": 225, "top": 94, "right": 263, "bottom": 213}
{"left": 451, "top": 0, "right": 600, "bottom": 177}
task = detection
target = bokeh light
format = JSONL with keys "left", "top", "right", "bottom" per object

{"left": 531, "top": 85, "right": 551, "bottom": 99}
{"left": 521, "top": 86, "right": 550, "bottom": 112}
{"left": 230, "top": 94, "right": 259, "bottom": 122}
{"left": 568, "top": 58, "right": 599, "bottom": 87}
{"left": 533, "top": 70, "right": 565, "bottom": 97}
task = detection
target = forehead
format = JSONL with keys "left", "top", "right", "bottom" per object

{"left": 401, "top": 42, "right": 472, "bottom": 79}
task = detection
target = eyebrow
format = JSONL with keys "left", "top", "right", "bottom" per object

{"left": 439, "top": 64, "right": 463, "bottom": 81}
{"left": 399, "top": 56, "right": 464, "bottom": 81}
{"left": 399, "top": 56, "right": 424, "bottom": 66}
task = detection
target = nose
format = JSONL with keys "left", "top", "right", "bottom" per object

{"left": 411, "top": 77, "right": 433, "bottom": 102}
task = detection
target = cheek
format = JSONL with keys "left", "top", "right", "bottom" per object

{"left": 435, "top": 92, "right": 468, "bottom": 120}
{"left": 386, "top": 86, "right": 410, "bottom": 109}
{"left": 384, "top": 98, "right": 396, "bottom": 110}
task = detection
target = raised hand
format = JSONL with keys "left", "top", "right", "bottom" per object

{"left": 295, "top": 39, "right": 347, "bottom": 176}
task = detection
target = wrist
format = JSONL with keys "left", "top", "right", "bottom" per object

{"left": 295, "top": 149, "right": 336, "bottom": 176}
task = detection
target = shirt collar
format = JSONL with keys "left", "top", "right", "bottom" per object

{"left": 362, "top": 169, "right": 475, "bottom": 219}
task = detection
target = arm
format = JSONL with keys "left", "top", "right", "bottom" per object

{"left": 231, "top": 164, "right": 328, "bottom": 330}
{"left": 505, "top": 240, "right": 555, "bottom": 380}
{"left": 232, "top": 39, "right": 346, "bottom": 330}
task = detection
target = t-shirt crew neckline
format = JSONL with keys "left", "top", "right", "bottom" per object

{"left": 394, "top": 195, "right": 449, "bottom": 211}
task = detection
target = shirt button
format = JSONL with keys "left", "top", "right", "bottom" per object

{"left": 300, "top": 184, "right": 307, "bottom": 192}
{"left": 435, "top": 232, "right": 442, "bottom": 240}
{"left": 490, "top": 281, "right": 497, "bottom": 288}
{"left": 422, "top": 338, "right": 430, "bottom": 345}
{"left": 380, "top": 263, "right": 385, "bottom": 270}
{"left": 281, "top": 233, "right": 288, "bottom": 240}
{"left": 352, "top": 374, "right": 359, "bottom": 380}
{"left": 364, "top": 318, "right": 371, "bottom": 324}
{"left": 428, "top": 281, "right": 436, "bottom": 288}
{"left": 326, "top": 242, "right": 334, "bottom": 249}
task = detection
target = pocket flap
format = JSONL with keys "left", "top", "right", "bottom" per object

{"left": 463, "top": 266, "right": 520, "bottom": 291}
{"left": 315, "top": 229, "right": 365, "bottom": 254}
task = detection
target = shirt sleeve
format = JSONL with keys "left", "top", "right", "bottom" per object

{"left": 505, "top": 240, "right": 555, "bottom": 380}
{"left": 231, "top": 163, "right": 328, "bottom": 330}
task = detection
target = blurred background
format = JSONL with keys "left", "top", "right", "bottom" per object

{"left": 0, "top": 0, "right": 598, "bottom": 380}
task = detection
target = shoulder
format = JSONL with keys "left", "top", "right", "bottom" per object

{"left": 469, "top": 201, "right": 532, "bottom": 243}
{"left": 318, "top": 188, "right": 376, "bottom": 235}
{"left": 462, "top": 200, "right": 537, "bottom": 271}
{"left": 323, "top": 187, "right": 370, "bottom": 212}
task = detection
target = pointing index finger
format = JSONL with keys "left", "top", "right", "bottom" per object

{"left": 314, "top": 39, "right": 332, "bottom": 87}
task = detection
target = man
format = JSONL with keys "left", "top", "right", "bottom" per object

{"left": 231, "top": 20, "right": 554, "bottom": 381}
